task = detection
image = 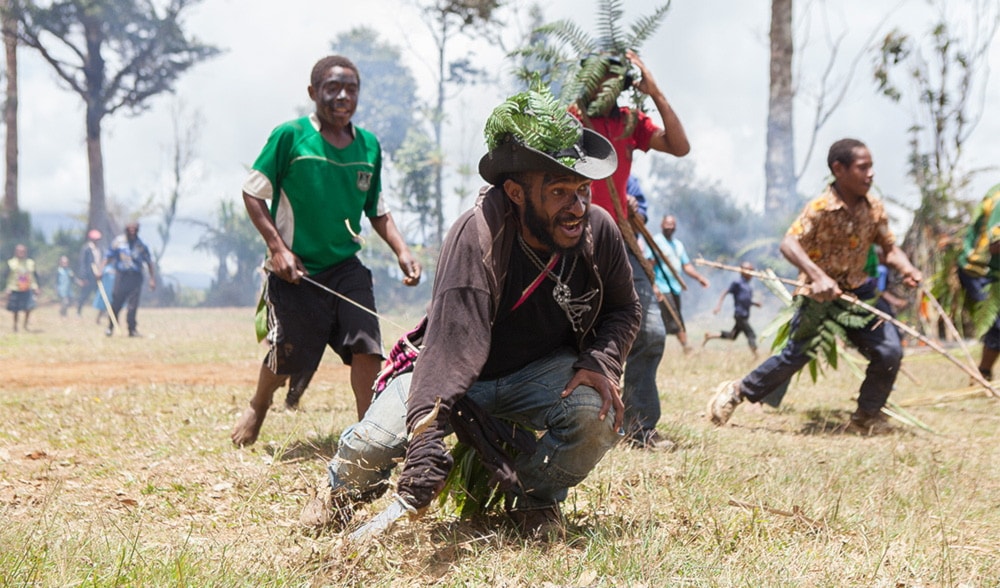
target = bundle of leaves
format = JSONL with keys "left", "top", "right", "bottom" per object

{"left": 483, "top": 86, "right": 583, "bottom": 168}
{"left": 770, "top": 295, "right": 876, "bottom": 382}
{"left": 928, "top": 243, "right": 1000, "bottom": 338}
{"left": 510, "top": 0, "right": 671, "bottom": 137}
{"left": 437, "top": 442, "right": 504, "bottom": 518}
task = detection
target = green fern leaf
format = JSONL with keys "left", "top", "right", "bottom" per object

{"left": 596, "top": 0, "right": 626, "bottom": 51}
{"left": 627, "top": 2, "right": 672, "bottom": 48}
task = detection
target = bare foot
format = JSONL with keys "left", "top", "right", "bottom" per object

{"left": 231, "top": 406, "right": 266, "bottom": 447}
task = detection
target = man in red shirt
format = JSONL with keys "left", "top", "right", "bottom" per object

{"left": 572, "top": 50, "right": 690, "bottom": 449}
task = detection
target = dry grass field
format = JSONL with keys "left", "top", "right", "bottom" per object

{"left": 2, "top": 304, "right": 999, "bottom": 587}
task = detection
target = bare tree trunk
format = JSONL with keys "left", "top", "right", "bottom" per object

{"left": 2, "top": 0, "right": 17, "bottom": 219}
{"left": 765, "top": 0, "right": 796, "bottom": 215}
{"left": 83, "top": 21, "right": 111, "bottom": 238}
{"left": 432, "top": 13, "right": 447, "bottom": 247}
{"left": 85, "top": 101, "right": 110, "bottom": 237}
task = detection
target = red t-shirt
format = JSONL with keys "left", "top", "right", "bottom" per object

{"left": 573, "top": 107, "right": 659, "bottom": 222}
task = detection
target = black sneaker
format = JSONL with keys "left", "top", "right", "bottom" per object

{"left": 128, "top": 330, "right": 141, "bottom": 338}
{"left": 628, "top": 429, "right": 676, "bottom": 451}
{"left": 507, "top": 503, "right": 566, "bottom": 542}
{"left": 848, "top": 409, "right": 894, "bottom": 435}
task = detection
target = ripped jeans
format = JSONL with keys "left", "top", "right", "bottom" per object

{"left": 327, "top": 348, "right": 621, "bottom": 508}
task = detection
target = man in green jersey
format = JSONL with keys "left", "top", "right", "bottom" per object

{"left": 231, "top": 55, "right": 422, "bottom": 447}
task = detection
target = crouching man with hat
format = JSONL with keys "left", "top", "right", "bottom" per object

{"left": 301, "top": 88, "right": 640, "bottom": 540}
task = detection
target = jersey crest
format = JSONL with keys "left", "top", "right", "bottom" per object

{"left": 357, "top": 171, "right": 373, "bottom": 192}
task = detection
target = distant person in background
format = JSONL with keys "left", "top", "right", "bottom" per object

{"left": 704, "top": 261, "right": 760, "bottom": 357}
{"left": 4, "top": 244, "right": 40, "bottom": 332}
{"left": 230, "top": 54, "right": 421, "bottom": 447}
{"left": 104, "top": 221, "right": 156, "bottom": 337}
{"left": 652, "top": 214, "right": 711, "bottom": 352}
{"left": 76, "top": 229, "right": 103, "bottom": 316}
{"left": 56, "top": 255, "right": 76, "bottom": 317}
{"left": 957, "top": 183, "right": 1000, "bottom": 380}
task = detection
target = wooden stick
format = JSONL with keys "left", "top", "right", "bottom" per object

{"left": 695, "top": 257, "right": 804, "bottom": 288}
{"left": 602, "top": 187, "right": 685, "bottom": 332}
{"left": 918, "top": 285, "right": 978, "bottom": 372}
{"left": 842, "top": 294, "right": 999, "bottom": 398}
{"left": 94, "top": 269, "right": 120, "bottom": 333}
{"left": 727, "top": 499, "right": 825, "bottom": 530}
{"left": 697, "top": 257, "right": 1000, "bottom": 399}
{"left": 895, "top": 387, "right": 989, "bottom": 407}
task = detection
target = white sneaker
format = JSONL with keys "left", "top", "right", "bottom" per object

{"left": 707, "top": 380, "right": 744, "bottom": 426}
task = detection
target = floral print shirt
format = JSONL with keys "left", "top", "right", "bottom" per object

{"left": 787, "top": 185, "right": 895, "bottom": 290}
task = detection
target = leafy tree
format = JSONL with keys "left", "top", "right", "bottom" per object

{"left": 394, "top": 126, "right": 437, "bottom": 245}
{"left": 873, "top": 2, "right": 1000, "bottom": 298}
{"left": 15, "top": 0, "right": 220, "bottom": 240}
{"left": 330, "top": 26, "right": 418, "bottom": 158}
{"left": 414, "top": 0, "right": 504, "bottom": 246}
{"left": 189, "top": 199, "right": 261, "bottom": 307}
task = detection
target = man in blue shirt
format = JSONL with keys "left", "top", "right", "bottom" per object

{"left": 104, "top": 221, "right": 156, "bottom": 337}
{"left": 704, "top": 261, "right": 760, "bottom": 357}
{"left": 651, "top": 214, "right": 710, "bottom": 351}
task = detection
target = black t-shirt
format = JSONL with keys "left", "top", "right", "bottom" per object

{"left": 478, "top": 242, "right": 587, "bottom": 380}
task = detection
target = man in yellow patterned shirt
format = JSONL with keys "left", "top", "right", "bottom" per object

{"left": 708, "top": 139, "right": 922, "bottom": 434}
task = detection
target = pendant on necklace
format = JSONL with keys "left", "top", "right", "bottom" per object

{"left": 553, "top": 281, "right": 571, "bottom": 306}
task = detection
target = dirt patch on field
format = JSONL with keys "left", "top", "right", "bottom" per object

{"left": 1, "top": 360, "right": 263, "bottom": 390}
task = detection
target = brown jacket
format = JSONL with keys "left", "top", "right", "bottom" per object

{"left": 396, "top": 185, "right": 641, "bottom": 508}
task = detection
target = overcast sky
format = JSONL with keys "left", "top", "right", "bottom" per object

{"left": 17, "top": 0, "right": 1000, "bottom": 277}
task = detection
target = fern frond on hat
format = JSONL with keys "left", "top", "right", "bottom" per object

{"left": 509, "top": 0, "right": 672, "bottom": 128}
{"left": 478, "top": 85, "right": 618, "bottom": 184}
{"left": 484, "top": 86, "right": 582, "bottom": 165}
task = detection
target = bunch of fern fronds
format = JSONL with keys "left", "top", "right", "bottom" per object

{"left": 928, "top": 243, "right": 1000, "bottom": 338}
{"left": 509, "top": 0, "right": 671, "bottom": 136}
{"left": 483, "top": 85, "right": 582, "bottom": 167}
{"left": 769, "top": 295, "right": 875, "bottom": 382}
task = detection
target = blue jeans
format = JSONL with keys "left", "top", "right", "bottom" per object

{"left": 740, "top": 282, "right": 902, "bottom": 414}
{"left": 328, "top": 349, "right": 621, "bottom": 508}
{"left": 621, "top": 252, "right": 666, "bottom": 437}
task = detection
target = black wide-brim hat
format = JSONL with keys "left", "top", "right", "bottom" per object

{"left": 478, "top": 127, "right": 618, "bottom": 185}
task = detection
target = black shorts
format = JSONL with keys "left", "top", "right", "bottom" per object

{"left": 263, "top": 257, "right": 383, "bottom": 374}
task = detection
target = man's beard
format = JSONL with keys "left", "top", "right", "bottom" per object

{"left": 523, "top": 195, "right": 588, "bottom": 256}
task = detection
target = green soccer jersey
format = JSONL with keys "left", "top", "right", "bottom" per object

{"left": 244, "top": 114, "right": 385, "bottom": 274}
